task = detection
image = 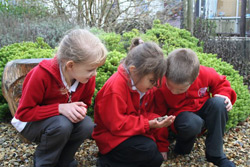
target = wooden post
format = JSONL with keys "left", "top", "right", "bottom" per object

{"left": 181, "top": 0, "right": 187, "bottom": 29}
{"left": 240, "top": 0, "right": 247, "bottom": 37}
{"left": 185, "top": 0, "right": 194, "bottom": 34}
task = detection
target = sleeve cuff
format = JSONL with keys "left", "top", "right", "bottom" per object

{"left": 144, "top": 118, "right": 150, "bottom": 132}
{"left": 157, "top": 145, "right": 169, "bottom": 152}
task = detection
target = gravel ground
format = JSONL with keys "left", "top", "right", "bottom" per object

{"left": 0, "top": 117, "right": 249, "bottom": 167}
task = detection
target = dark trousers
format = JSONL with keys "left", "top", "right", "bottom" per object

{"left": 174, "top": 97, "right": 228, "bottom": 158}
{"left": 97, "top": 135, "right": 164, "bottom": 167}
{"left": 21, "top": 115, "right": 94, "bottom": 167}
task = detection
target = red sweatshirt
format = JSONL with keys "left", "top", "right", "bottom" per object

{"left": 92, "top": 65, "right": 169, "bottom": 154}
{"left": 155, "top": 65, "right": 237, "bottom": 132}
{"left": 14, "top": 57, "right": 95, "bottom": 122}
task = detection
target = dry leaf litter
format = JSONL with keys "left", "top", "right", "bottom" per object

{"left": 0, "top": 117, "right": 249, "bottom": 167}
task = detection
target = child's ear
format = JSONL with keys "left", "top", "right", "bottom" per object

{"left": 65, "top": 61, "right": 74, "bottom": 70}
{"left": 128, "top": 65, "right": 136, "bottom": 74}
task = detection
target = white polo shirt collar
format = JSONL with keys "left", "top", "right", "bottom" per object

{"left": 59, "top": 65, "right": 79, "bottom": 93}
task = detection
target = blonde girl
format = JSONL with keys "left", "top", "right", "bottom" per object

{"left": 11, "top": 29, "right": 107, "bottom": 167}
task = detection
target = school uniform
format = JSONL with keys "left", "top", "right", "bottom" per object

{"left": 155, "top": 65, "right": 237, "bottom": 159}
{"left": 11, "top": 57, "right": 95, "bottom": 167}
{"left": 92, "top": 65, "right": 166, "bottom": 167}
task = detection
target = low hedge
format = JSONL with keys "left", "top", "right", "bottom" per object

{"left": 0, "top": 21, "right": 249, "bottom": 130}
{"left": 0, "top": 37, "right": 54, "bottom": 121}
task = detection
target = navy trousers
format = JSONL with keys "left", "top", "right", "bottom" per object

{"left": 97, "top": 135, "right": 164, "bottom": 167}
{"left": 174, "top": 97, "right": 228, "bottom": 158}
{"left": 21, "top": 115, "right": 94, "bottom": 167}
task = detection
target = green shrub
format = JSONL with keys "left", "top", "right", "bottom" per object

{"left": 99, "top": 33, "right": 126, "bottom": 53}
{"left": 0, "top": 38, "right": 54, "bottom": 121}
{"left": 0, "top": 0, "right": 77, "bottom": 48}
{"left": 0, "top": 0, "right": 50, "bottom": 19}
{"left": 146, "top": 20, "right": 203, "bottom": 55}
{"left": 1, "top": 20, "right": 249, "bottom": 131}
{"left": 0, "top": 15, "right": 78, "bottom": 48}
{"left": 0, "top": 103, "right": 11, "bottom": 122}
{"left": 149, "top": 20, "right": 250, "bottom": 130}
{"left": 120, "top": 29, "right": 141, "bottom": 51}
{"left": 88, "top": 50, "right": 127, "bottom": 116}
{"left": 198, "top": 52, "right": 250, "bottom": 129}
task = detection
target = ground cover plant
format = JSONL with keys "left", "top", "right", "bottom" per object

{"left": 0, "top": 38, "right": 54, "bottom": 120}
{"left": 0, "top": 20, "right": 249, "bottom": 130}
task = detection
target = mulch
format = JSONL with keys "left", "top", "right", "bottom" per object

{"left": 0, "top": 117, "right": 249, "bottom": 167}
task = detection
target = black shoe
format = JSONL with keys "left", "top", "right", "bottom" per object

{"left": 174, "top": 147, "right": 189, "bottom": 155}
{"left": 173, "top": 137, "right": 196, "bottom": 155}
{"left": 68, "top": 160, "right": 78, "bottom": 167}
{"left": 174, "top": 142, "right": 192, "bottom": 155}
{"left": 56, "top": 160, "right": 78, "bottom": 167}
{"left": 33, "top": 154, "right": 36, "bottom": 167}
{"left": 206, "top": 153, "right": 235, "bottom": 167}
{"left": 219, "top": 158, "right": 236, "bottom": 167}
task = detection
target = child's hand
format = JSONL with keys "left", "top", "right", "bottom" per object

{"left": 214, "top": 94, "right": 233, "bottom": 111}
{"left": 161, "top": 152, "right": 168, "bottom": 161}
{"left": 149, "top": 115, "right": 175, "bottom": 128}
{"left": 59, "top": 102, "right": 87, "bottom": 123}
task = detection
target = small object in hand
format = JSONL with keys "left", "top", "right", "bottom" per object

{"left": 157, "top": 115, "right": 168, "bottom": 122}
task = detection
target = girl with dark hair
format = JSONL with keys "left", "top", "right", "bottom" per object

{"left": 93, "top": 38, "right": 175, "bottom": 167}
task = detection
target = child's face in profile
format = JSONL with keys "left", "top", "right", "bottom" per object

{"left": 67, "top": 61, "right": 99, "bottom": 84}
{"left": 166, "top": 79, "right": 191, "bottom": 95}
{"left": 135, "top": 73, "right": 156, "bottom": 93}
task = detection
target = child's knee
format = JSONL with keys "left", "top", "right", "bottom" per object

{"left": 151, "top": 151, "right": 164, "bottom": 166}
{"left": 144, "top": 143, "right": 161, "bottom": 162}
{"left": 175, "top": 112, "right": 204, "bottom": 137}
{"left": 46, "top": 116, "right": 73, "bottom": 138}
{"left": 210, "top": 97, "right": 227, "bottom": 109}
{"left": 209, "top": 97, "right": 228, "bottom": 116}
{"left": 76, "top": 116, "right": 95, "bottom": 138}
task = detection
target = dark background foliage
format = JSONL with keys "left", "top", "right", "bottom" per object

{"left": 193, "top": 18, "right": 250, "bottom": 89}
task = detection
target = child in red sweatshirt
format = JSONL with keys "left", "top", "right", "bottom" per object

{"left": 93, "top": 38, "right": 175, "bottom": 167}
{"left": 155, "top": 48, "right": 237, "bottom": 167}
{"left": 11, "top": 29, "right": 107, "bottom": 167}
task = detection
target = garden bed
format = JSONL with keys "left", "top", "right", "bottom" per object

{"left": 0, "top": 117, "right": 249, "bottom": 167}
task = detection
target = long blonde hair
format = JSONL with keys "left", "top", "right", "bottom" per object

{"left": 57, "top": 29, "right": 107, "bottom": 94}
{"left": 57, "top": 29, "right": 107, "bottom": 66}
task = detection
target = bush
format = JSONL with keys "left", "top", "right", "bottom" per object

{"left": 149, "top": 20, "right": 250, "bottom": 130}
{"left": 0, "top": 0, "right": 78, "bottom": 48}
{"left": 198, "top": 53, "right": 250, "bottom": 129}
{"left": 1, "top": 21, "right": 249, "bottom": 130}
{"left": 193, "top": 18, "right": 250, "bottom": 88}
{"left": 0, "top": 38, "right": 54, "bottom": 121}
{"left": 0, "top": 0, "right": 50, "bottom": 19}
{"left": 0, "top": 15, "right": 78, "bottom": 48}
{"left": 88, "top": 50, "right": 127, "bottom": 116}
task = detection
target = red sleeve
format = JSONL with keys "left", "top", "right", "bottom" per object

{"left": 15, "top": 67, "right": 60, "bottom": 122}
{"left": 154, "top": 127, "right": 169, "bottom": 152}
{"left": 207, "top": 67, "right": 237, "bottom": 104}
{"left": 154, "top": 88, "right": 168, "bottom": 116}
{"left": 145, "top": 90, "right": 169, "bottom": 152}
{"left": 145, "top": 112, "right": 160, "bottom": 135}
{"left": 95, "top": 93, "right": 150, "bottom": 137}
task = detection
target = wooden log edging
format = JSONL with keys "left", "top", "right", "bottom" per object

{"left": 2, "top": 58, "right": 51, "bottom": 116}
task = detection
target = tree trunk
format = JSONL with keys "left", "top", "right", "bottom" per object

{"left": 187, "top": 0, "right": 194, "bottom": 34}
{"left": 77, "top": 0, "right": 83, "bottom": 24}
{"left": 240, "top": 0, "right": 247, "bottom": 37}
{"left": 2, "top": 58, "right": 49, "bottom": 116}
{"left": 181, "top": 0, "right": 187, "bottom": 29}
